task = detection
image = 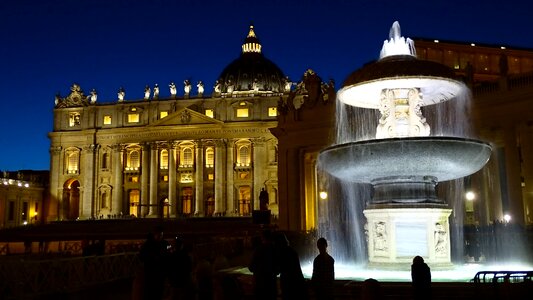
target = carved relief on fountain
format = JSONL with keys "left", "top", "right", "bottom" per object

{"left": 434, "top": 222, "right": 449, "bottom": 257}
{"left": 373, "top": 221, "right": 389, "bottom": 255}
{"left": 376, "top": 88, "right": 430, "bottom": 139}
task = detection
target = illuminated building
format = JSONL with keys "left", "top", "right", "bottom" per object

{"left": 47, "top": 28, "right": 533, "bottom": 229}
{"left": 0, "top": 171, "right": 48, "bottom": 228}
{"left": 48, "top": 26, "right": 334, "bottom": 222}
{"left": 414, "top": 39, "right": 533, "bottom": 226}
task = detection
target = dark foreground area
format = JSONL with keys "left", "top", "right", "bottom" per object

{"left": 1, "top": 219, "right": 532, "bottom": 299}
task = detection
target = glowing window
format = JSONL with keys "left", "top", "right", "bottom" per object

{"left": 160, "top": 111, "right": 168, "bottom": 119}
{"left": 69, "top": 113, "right": 81, "bottom": 127}
{"left": 103, "top": 115, "right": 112, "bottom": 125}
{"left": 208, "top": 174, "right": 214, "bottom": 180}
{"left": 67, "top": 152, "right": 79, "bottom": 174}
{"left": 160, "top": 149, "right": 168, "bottom": 169}
{"left": 182, "top": 187, "right": 193, "bottom": 214}
{"left": 181, "top": 147, "right": 194, "bottom": 166}
{"left": 205, "top": 109, "right": 214, "bottom": 118}
{"left": 205, "top": 147, "right": 214, "bottom": 167}
{"left": 163, "top": 175, "right": 168, "bottom": 182}
{"left": 130, "top": 176, "right": 139, "bottom": 183}
{"left": 238, "top": 186, "right": 251, "bottom": 216}
{"left": 237, "top": 146, "right": 250, "bottom": 166}
{"left": 129, "top": 190, "right": 140, "bottom": 217}
{"left": 126, "top": 150, "right": 140, "bottom": 170}
{"left": 268, "top": 107, "right": 277, "bottom": 117}
{"left": 236, "top": 108, "right": 249, "bottom": 118}
{"left": 128, "top": 113, "right": 139, "bottom": 123}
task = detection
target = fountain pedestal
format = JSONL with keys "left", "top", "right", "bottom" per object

{"left": 364, "top": 207, "right": 452, "bottom": 268}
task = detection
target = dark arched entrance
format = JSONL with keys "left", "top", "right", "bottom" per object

{"left": 63, "top": 179, "right": 80, "bottom": 220}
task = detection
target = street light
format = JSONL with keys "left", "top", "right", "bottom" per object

{"left": 503, "top": 214, "right": 511, "bottom": 223}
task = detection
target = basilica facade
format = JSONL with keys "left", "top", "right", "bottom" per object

{"left": 49, "top": 26, "right": 293, "bottom": 221}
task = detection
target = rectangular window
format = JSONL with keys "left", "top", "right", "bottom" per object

{"left": 160, "top": 111, "right": 168, "bottom": 119}
{"left": 205, "top": 109, "right": 214, "bottom": 118}
{"left": 208, "top": 173, "right": 214, "bottom": 181}
{"left": 236, "top": 108, "right": 249, "bottom": 118}
{"left": 103, "top": 115, "right": 112, "bottom": 125}
{"left": 129, "top": 176, "right": 139, "bottom": 183}
{"left": 69, "top": 113, "right": 81, "bottom": 127}
{"left": 268, "top": 107, "right": 277, "bottom": 117}
{"left": 163, "top": 175, "right": 168, "bottom": 182}
{"left": 129, "top": 190, "right": 140, "bottom": 217}
{"left": 128, "top": 113, "right": 140, "bottom": 123}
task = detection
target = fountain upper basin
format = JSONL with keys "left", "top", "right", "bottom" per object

{"left": 318, "top": 136, "right": 491, "bottom": 183}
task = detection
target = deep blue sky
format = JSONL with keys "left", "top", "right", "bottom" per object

{"left": 1, "top": 0, "right": 532, "bottom": 171}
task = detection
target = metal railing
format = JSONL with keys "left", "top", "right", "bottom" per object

{"left": 472, "top": 271, "right": 533, "bottom": 283}
{"left": 0, "top": 252, "right": 140, "bottom": 299}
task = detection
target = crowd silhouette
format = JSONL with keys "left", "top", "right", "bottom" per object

{"left": 132, "top": 226, "right": 434, "bottom": 300}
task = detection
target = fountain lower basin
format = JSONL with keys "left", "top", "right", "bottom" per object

{"left": 319, "top": 136, "right": 491, "bottom": 184}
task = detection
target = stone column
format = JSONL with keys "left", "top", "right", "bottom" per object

{"left": 141, "top": 143, "right": 150, "bottom": 217}
{"left": 226, "top": 140, "right": 235, "bottom": 215}
{"left": 49, "top": 146, "right": 62, "bottom": 221}
{"left": 195, "top": 141, "right": 204, "bottom": 216}
{"left": 503, "top": 126, "right": 524, "bottom": 225}
{"left": 214, "top": 139, "right": 226, "bottom": 215}
{"left": 168, "top": 142, "right": 177, "bottom": 217}
{"left": 519, "top": 124, "right": 533, "bottom": 225}
{"left": 112, "top": 144, "right": 124, "bottom": 216}
{"left": 149, "top": 142, "right": 159, "bottom": 217}
{"left": 253, "top": 138, "right": 267, "bottom": 210}
{"left": 81, "top": 144, "right": 97, "bottom": 219}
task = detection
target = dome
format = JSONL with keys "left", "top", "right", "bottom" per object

{"left": 217, "top": 25, "right": 285, "bottom": 94}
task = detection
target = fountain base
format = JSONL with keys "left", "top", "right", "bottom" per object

{"left": 364, "top": 207, "right": 453, "bottom": 268}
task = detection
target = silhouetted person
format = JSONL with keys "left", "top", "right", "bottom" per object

{"left": 196, "top": 256, "right": 213, "bottom": 300}
{"left": 411, "top": 256, "right": 431, "bottom": 300}
{"left": 275, "top": 233, "right": 307, "bottom": 300}
{"left": 138, "top": 226, "right": 170, "bottom": 300}
{"left": 312, "top": 237, "right": 334, "bottom": 300}
{"left": 249, "top": 230, "right": 279, "bottom": 300}
{"left": 361, "top": 278, "right": 382, "bottom": 300}
{"left": 169, "top": 236, "right": 193, "bottom": 299}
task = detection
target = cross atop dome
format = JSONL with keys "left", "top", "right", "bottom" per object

{"left": 242, "top": 25, "right": 262, "bottom": 54}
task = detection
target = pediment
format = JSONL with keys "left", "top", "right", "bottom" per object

{"left": 148, "top": 107, "right": 223, "bottom": 127}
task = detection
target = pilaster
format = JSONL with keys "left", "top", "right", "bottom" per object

{"left": 195, "top": 140, "right": 204, "bottom": 216}
{"left": 214, "top": 139, "right": 226, "bottom": 214}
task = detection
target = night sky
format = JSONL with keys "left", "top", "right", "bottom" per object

{"left": 1, "top": 0, "right": 531, "bottom": 171}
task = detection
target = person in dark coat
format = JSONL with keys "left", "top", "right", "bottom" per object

{"left": 275, "top": 233, "right": 307, "bottom": 300}
{"left": 249, "top": 230, "right": 279, "bottom": 300}
{"left": 168, "top": 236, "right": 194, "bottom": 299}
{"left": 138, "top": 226, "right": 170, "bottom": 300}
{"left": 411, "top": 255, "right": 431, "bottom": 300}
{"left": 311, "top": 237, "right": 334, "bottom": 300}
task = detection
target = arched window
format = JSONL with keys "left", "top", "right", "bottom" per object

{"left": 181, "top": 147, "right": 193, "bottom": 167}
{"left": 238, "top": 186, "right": 251, "bottom": 216}
{"left": 205, "top": 147, "right": 214, "bottom": 167}
{"left": 127, "top": 150, "right": 140, "bottom": 170}
{"left": 102, "top": 152, "right": 109, "bottom": 169}
{"left": 67, "top": 151, "right": 79, "bottom": 174}
{"left": 160, "top": 149, "right": 169, "bottom": 169}
{"left": 238, "top": 146, "right": 250, "bottom": 166}
{"left": 101, "top": 192, "right": 108, "bottom": 208}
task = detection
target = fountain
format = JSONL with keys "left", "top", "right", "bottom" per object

{"left": 317, "top": 21, "right": 492, "bottom": 269}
